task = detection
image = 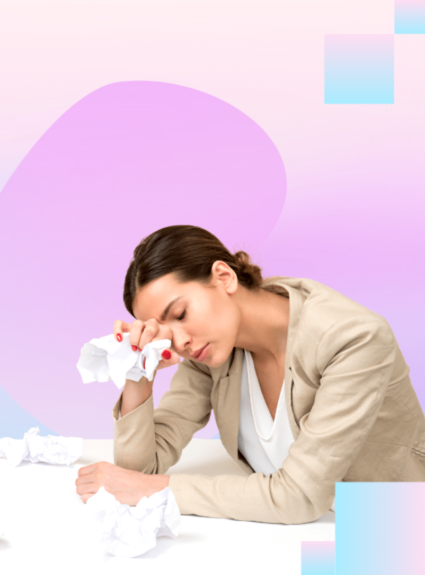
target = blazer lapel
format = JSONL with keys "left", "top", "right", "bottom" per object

{"left": 281, "top": 282, "right": 305, "bottom": 441}
{"left": 214, "top": 277, "right": 306, "bottom": 464}
{"left": 211, "top": 347, "right": 244, "bottom": 463}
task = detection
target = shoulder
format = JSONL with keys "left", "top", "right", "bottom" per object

{"left": 276, "top": 277, "right": 396, "bottom": 375}
{"left": 291, "top": 277, "right": 390, "bottom": 342}
{"left": 264, "top": 276, "right": 393, "bottom": 347}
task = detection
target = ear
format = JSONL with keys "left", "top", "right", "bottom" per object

{"left": 210, "top": 261, "right": 238, "bottom": 295}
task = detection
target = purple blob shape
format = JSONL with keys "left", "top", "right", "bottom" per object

{"left": 0, "top": 81, "right": 286, "bottom": 438}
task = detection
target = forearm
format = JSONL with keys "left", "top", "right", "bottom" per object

{"left": 112, "top": 359, "right": 213, "bottom": 475}
{"left": 167, "top": 468, "right": 322, "bottom": 525}
{"left": 120, "top": 376, "right": 154, "bottom": 417}
{"left": 113, "top": 389, "right": 159, "bottom": 473}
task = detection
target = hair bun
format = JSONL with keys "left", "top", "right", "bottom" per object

{"left": 233, "top": 250, "right": 263, "bottom": 289}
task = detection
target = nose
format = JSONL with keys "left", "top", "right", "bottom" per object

{"left": 171, "top": 329, "right": 191, "bottom": 356}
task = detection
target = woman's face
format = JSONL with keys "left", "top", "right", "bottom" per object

{"left": 131, "top": 262, "right": 241, "bottom": 368}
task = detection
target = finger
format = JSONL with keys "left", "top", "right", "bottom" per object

{"left": 129, "top": 320, "right": 145, "bottom": 349}
{"left": 156, "top": 359, "right": 166, "bottom": 371}
{"left": 80, "top": 483, "right": 113, "bottom": 503}
{"left": 113, "top": 320, "right": 132, "bottom": 342}
{"left": 138, "top": 318, "right": 159, "bottom": 351}
{"left": 76, "top": 482, "right": 100, "bottom": 496}
{"left": 78, "top": 461, "right": 110, "bottom": 476}
{"left": 78, "top": 463, "right": 99, "bottom": 476}
{"left": 157, "top": 349, "right": 181, "bottom": 369}
{"left": 76, "top": 473, "right": 97, "bottom": 486}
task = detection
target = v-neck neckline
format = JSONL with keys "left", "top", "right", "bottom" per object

{"left": 244, "top": 349, "right": 286, "bottom": 440}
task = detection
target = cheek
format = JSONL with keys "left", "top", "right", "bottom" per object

{"left": 208, "top": 296, "right": 229, "bottom": 321}
{"left": 193, "top": 297, "right": 237, "bottom": 341}
{"left": 210, "top": 306, "right": 238, "bottom": 345}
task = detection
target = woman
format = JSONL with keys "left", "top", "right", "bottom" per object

{"left": 75, "top": 225, "right": 425, "bottom": 524}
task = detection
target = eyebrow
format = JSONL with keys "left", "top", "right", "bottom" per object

{"left": 160, "top": 296, "right": 183, "bottom": 321}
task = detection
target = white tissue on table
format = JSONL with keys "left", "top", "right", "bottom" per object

{"left": 76, "top": 333, "right": 172, "bottom": 389}
{"left": 0, "top": 427, "right": 82, "bottom": 467}
{"left": 87, "top": 486, "right": 181, "bottom": 558}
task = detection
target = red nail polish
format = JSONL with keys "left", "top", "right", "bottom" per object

{"left": 131, "top": 345, "right": 137, "bottom": 351}
{"left": 162, "top": 350, "right": 171, "bottom": 360}
{"left": 117, "top": 334, "right": 122, "bottom": 342}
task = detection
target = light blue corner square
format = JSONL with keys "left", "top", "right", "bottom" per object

{"left": 395, "top": 4, "right": 425, "bottom": 34}
{"left": 301, "top": 541, "right": 335, "bottom": 575}
{"left": 324, "top": 35, "right": 394, "bottom": 104}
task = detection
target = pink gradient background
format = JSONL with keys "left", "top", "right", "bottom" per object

{"left": 0, "top": 1, "right": 424, "bottom": 441}
{"left": 0, "top": 81, "right": 286, "bottom": 438}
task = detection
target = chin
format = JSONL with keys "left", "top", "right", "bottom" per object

{"left": 207, "top": 344, "right": 233, "bottom": 369}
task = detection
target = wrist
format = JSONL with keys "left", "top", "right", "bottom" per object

{"left": 121, "top": 379, "right": 153, "bottom": 417}
{"left": 141, "top": 473, "right": 170, "bottom": 498}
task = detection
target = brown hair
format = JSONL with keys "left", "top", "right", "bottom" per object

{"left": 123, "top": 225, "right": 286, "bottom": 318}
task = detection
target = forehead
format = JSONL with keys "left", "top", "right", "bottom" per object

{"left": 132, "top": 273, "right": 194, "bottom": 322}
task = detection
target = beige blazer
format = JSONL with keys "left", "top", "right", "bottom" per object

{"left": 112, "top": 276, "right": 425, "bottom": 524}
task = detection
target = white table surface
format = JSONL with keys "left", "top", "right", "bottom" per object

{"left": 0, "top": 438, "right": 334, "bottom": 575}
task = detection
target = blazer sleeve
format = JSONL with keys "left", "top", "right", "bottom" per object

{"left": 167, "top": 316, "right": 397, "bottom": 524}
{"left": 112, "top": 358, "right": 213, "bottom": 473}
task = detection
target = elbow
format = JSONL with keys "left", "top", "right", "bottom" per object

{"left": 269, "top": 472, "right": 332, "bottom": 524}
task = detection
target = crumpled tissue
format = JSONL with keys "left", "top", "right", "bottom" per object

{"left": 87, "top": 486, "right": 181, "bottom": 558}
{"left": 0, "top": 427, "right": 82, "bottom": 467}
{"left": 76, "top": 333, "right": 172, "bottom": 389}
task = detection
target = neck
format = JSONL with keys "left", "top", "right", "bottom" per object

{"left": 233, "top": 286, "right": 289, "bottom": 365}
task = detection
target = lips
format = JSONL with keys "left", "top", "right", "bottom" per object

{"left": 193, "top": 344, "right": 208, "bottom": 359}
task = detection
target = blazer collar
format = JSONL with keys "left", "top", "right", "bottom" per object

{"left": 212, "top": 277, "right": 306, "bottom": 464}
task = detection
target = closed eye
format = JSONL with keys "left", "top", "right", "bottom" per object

{"left": 177, "top": 310, "right": 186, "bottom": 321}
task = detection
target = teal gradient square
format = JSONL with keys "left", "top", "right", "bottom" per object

{"left": 324, "top": 35, "right": 394, "bottom": 104}
{"left": 395, "top": 2, "right": 425, "bottom": 34}
{"left": 335, "top": 482, "right": 425, "bottom": 575}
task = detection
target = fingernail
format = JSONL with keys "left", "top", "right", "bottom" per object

{"left": 131, "top": 345, "right": 137, "bottom": 351}
{"left": 162, "top": 350, "right": 171, "bottom": 360}
{"left": 117, "top": 334, "right": 122, "bottom": 342}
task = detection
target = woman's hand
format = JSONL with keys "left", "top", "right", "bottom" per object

{"left": 113, "top": 318, "right": 180, "bottom": 371}
{"left": 75, "top": 461, "right": 170, "bottom": 505}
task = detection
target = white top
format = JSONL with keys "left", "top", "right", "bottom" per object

{"left": 238, "top": 349, "right": 335, "bottom": 512}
